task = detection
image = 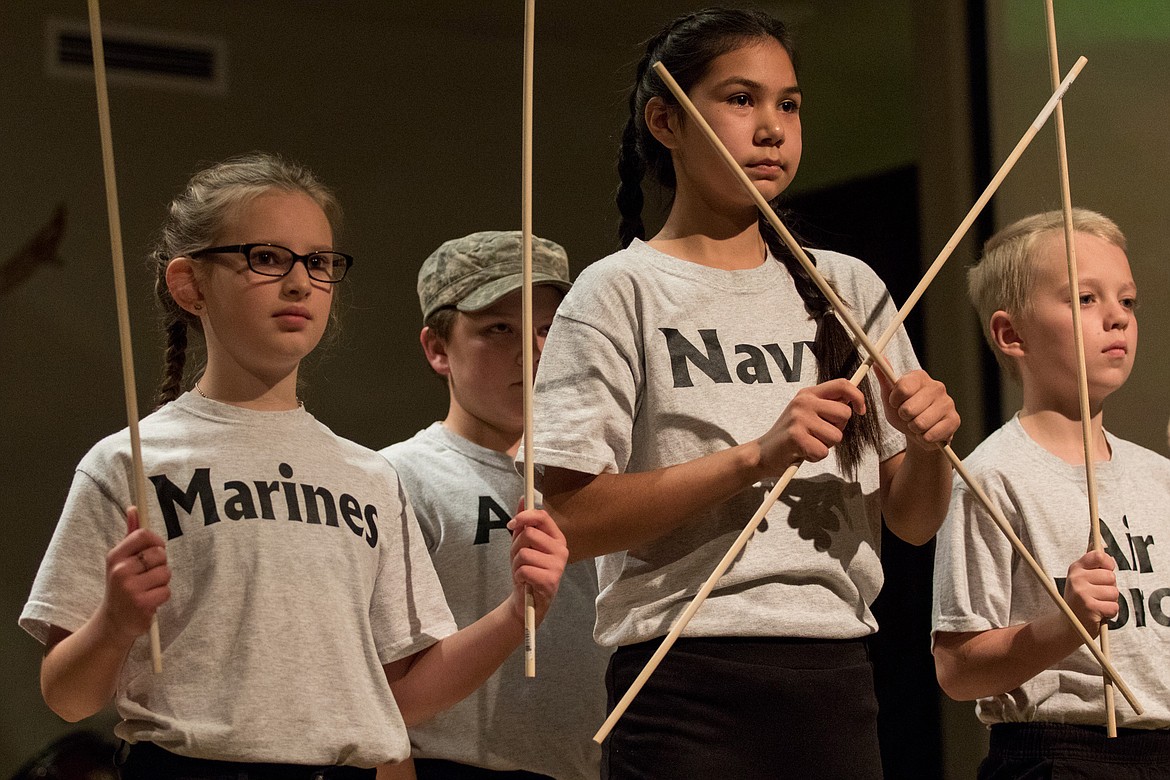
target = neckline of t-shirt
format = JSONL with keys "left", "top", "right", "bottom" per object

{"left": 424, "top": 421, "right": 516, "bottom": 472}
{"left": 170, "top": 389, "right": 316, "bottom": 429}
{"left": 628, "top": 238, "right": 807, "bottom": 293}
{"left": 1007, "top": 412, "right": 1118, "bottom": 481}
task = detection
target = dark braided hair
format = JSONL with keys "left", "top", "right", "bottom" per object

{"left": 150, "top": 152, "right": 342, "bottom": 409}
{"left": 618, "top": 8, "right": 880, "bottom": 475}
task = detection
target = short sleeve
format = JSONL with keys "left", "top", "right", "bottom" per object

{"left": 368, "top": 473, "right": 456, "bottom": 665}
{"left": 20, "top": 469, "right": 126, "bottom": 644}
{"left": 932, "top": 474, "right": 1016, "bottom": 639}
{"left": 531, "top": 311, "right": 640, "bottom": 479}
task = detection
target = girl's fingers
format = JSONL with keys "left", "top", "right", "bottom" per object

{"left": 809, "top": 399, "right": 853, "bottom": 430}
{"left": 904, "top": 405, "right": 949, "bottom": 440}
{"left": 108, "top": 531, "right": 170, "bottom": 593}
{"left": 137, "top": 545, "right": 167, "bottom": 571}
{"left": 111, "top": 553, "right": 171, "bottom": 586}
{"left": 884, "top": 371, "right": 959, "bottom": 444}
{"left": 810, "top": 379, "right": 866, "bottom": 415}
{"left": 889, "top": 376, "right": 930, "bottom": 420}
{"left": 138, "top": 564, "right": 172, "bottom": 591}
{"left": 112, "top": 528, "right": 168, "bottom": 560}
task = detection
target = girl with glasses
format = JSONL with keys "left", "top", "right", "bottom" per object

{"left": 20, "top": 152, "right": 567, "bottom": 779}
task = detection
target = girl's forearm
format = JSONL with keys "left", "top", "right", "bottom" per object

{"left": 882, "top": 445, "right": 953, "bottom": 545}
{"left": 542, "top": 441, "right": 767, "bottom": 560}
{"left": 388, "top": 601, "right": 524, "bottom": 726}
{"left": 41, "top": 619, "right": 135, "bottom": 722}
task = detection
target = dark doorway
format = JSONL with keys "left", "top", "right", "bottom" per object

{"left": 789, "top": 163, "right": 944, "bottom": 780}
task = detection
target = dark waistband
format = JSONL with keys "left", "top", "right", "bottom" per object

{"left": 413, "top": 757, "right": 552, "bottom": 780}
{"left": 988, "top": 722, "right": 1170, "bottom": 762}
{"left": 121, "top": 740, "right": 375, "bottom": 779}
{"left": 615, "top": 635, "right": 870, "bottom": 667}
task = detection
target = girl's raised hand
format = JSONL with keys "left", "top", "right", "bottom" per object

{"left": 98, "top": 506, "right": 171, "bottom": 642}
{"left": 506, "top": 508, "right": 568, "bottom": 627}
{"left": 756, "top": 378, "right": 866, "bottom": 474}
{"left": 877, "top": 369, "right": 960, "bottom": 450}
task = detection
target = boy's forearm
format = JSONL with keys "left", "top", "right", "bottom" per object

{"left": 883, "top": 445, "right": 953, "bottom": 545}
{"left": 387, "top": 601, "right": 524, "bottom": 727}
{"left": 934, "top": 615, "right": 1084, "bottom": 701}
{"left": 41, "top": 619, "right": 134, "bottom": 722}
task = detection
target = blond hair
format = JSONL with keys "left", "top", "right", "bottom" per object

{"left": 968, "top": 208, "right": 1126, "bottom": 380}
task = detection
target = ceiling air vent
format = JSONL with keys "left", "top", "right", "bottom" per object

{"left": 46, "top": 18, "right": 227, "bottom": 94}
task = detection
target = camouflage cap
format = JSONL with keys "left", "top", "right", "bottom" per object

{"left": 417, "top": 230, "right": 571, "bottom": 321}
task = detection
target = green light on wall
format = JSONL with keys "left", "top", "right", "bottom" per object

{"left": 1005, "top": 1, "right": 1170, "bottom": 50}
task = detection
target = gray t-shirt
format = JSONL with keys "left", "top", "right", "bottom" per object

{"left": 382, "top": 423, "right": 607, "bottom": 779}
{"left": 529, "top": 240, "right": 916, "bottom": 647}
{"left": 21, "top": 392, "right": 457, "bottom": 767}
{"left": 932, "top": 415, "right": 1170, "bottom": 728}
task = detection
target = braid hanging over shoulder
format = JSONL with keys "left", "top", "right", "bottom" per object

{"left": 759, "top": 211, "right": 881, "bottom": 477}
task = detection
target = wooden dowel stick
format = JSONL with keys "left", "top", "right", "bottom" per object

{"left": 87, "top": 0, "right": 162, "bottom": 674}
{"left": 521, "top": 0, "right": 537, "bottom": 678}
{"left": 593, "top": 58, "right": 1095, "bottom": 744}
{"left": 1044, "top": 0, "right": 1116, "bottom": 735}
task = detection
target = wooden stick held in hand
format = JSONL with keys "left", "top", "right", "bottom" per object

{"left": 521, "top": 0, "right": 537, "bottom": 679}
{"left": 1043, "top": 0, "right": 1117, "bottom": 736}
{"left": 87, "top": 0, "right": 162, "bottom": 674}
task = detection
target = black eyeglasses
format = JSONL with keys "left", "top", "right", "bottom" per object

{"left": 191, "top": 243, "right": 353, "bottom": 283}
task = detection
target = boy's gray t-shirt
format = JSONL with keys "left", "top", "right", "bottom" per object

{"left": 932, "top": 415, "right": 1170, "bottom": 728}
{"left": 21, "top": 392, "right": 457, "bottom": 767}
{"left": 382, "top": 423, "right": 607, "bottom": 778}
{"left": 529, "top": 240, "right": 917, "bottom": 648}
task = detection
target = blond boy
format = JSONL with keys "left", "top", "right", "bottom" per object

{"left": 932, "top": 209, "right": 1170, "bottom": 778}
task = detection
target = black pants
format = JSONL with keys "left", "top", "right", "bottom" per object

{"left": 979, "top": 723, "right": 1170, "bottom": 780}
{"left": 414, "top": 758, "right": 551, "bottom": 779}
{"left": 118, "top": 741, "right": 375, "bottom": 780}
{"left": 602, "top": 636, "right": 882, "bottom": 780}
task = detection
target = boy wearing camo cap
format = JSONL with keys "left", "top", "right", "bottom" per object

{"left": 379, "top": 231, "right": 608, "bottom": 780}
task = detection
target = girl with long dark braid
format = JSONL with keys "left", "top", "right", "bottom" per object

{"left": 531, "top": 9, "right": 959, "bottom": 777}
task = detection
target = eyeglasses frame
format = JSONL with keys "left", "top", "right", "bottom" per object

{"left": 190, "top": 243, "right": 353, "bottom": 283}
